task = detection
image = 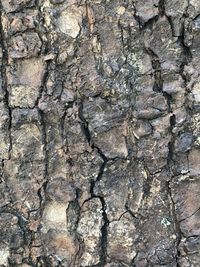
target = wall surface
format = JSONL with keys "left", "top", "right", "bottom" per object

{"left": 0, "top": 0, "right": 200, "bottom": 266}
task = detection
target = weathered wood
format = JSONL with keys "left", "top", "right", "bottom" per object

{"left": 0, "top": 0, "right": 199, "bottom": 266}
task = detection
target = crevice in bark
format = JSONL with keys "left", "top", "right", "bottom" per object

{"left": 78, "top": 99, "right": 109, "bottom": 266}
{"left": 167, "top": 181, "right": 182, "bottom": 266}
{"left": 131, "top": 1, "right": 142, "bottom": 30}
{"left": 142, "top": 165, "right": 154, "bottom": 199}
{"left": 158, "top": 0, "right": 165, "bottom": 16}
{"left": 180, "top": 207, "right": 200, "bottom": 222}
{"left": 89, "top": 174, "right": 109, "bottom": 267}
{"left": 93, "top": 146, "right": 108, "bottom": 182}
{"left": 142, "top": 15, "right": 160, "bottom": 30}
{"left": 68, "top": 189, "right": 83, "bottom": 267}
{"left": 125, "top": 206, "right": 137, "bottom": 220}
{"left": 167, "top": 95, "right": 182, "bottom": 265}
{"left": 147, "top": 48, "right": 173, "bottom": 114}
{"left": 34, "top": 60, "right": 51, "bottom": 108}
{"left": 179, "top": 26, "right": 193, "bottom": 127}
{"left": 99, "top": 196, "right": 109, "bottom": 267}
{"left": 0, "top": 207, "right": 29, "bottom": 245}
{"left": 78, "top": 101, "right": 92, "bottom": 145}
{"left": 37, "top": 109, "right": 49, "bottom": 216}
{"left": 133, "top": 0, "right": 166, "bottom": 31}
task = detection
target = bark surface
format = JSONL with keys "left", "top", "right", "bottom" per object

{"left": 0, "top": 0, "right": 200, "bottom": 266}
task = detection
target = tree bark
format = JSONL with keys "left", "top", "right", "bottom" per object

{"left": 0, "top": 0, "right": 199, "bottom": 266}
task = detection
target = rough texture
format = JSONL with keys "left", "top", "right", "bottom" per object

{"left": 0, "top": 0, "right": 199, "bottom": 266}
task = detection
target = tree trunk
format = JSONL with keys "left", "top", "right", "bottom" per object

{"left": 0, "top": 0, "right": 199, "bottom": 266}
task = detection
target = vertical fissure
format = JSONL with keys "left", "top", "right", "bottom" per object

{"left": 78, "top": 100, "right": 109, "bottom": 266}
{"left": 37, "top": 108, "right": 48, "bottom": 215}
